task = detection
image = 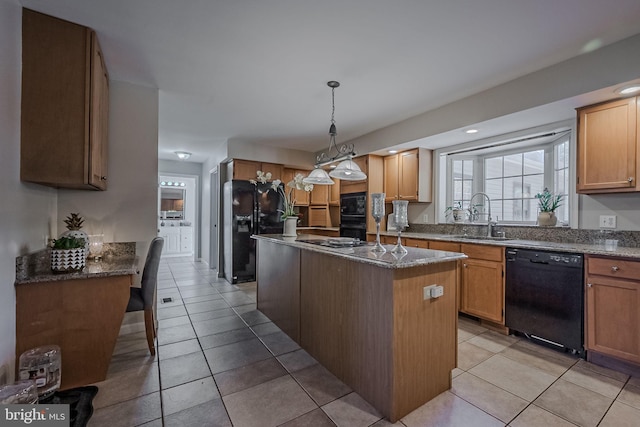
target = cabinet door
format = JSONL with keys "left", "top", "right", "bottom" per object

{"left": 383, "top": 154, "right": 399, "bottom": 201}
{"left": 261, "top": 162, "right": 283, "bottom": 181}
{"left": 428, "top": 241, "right": 461, "bottom": 252}
{"left": 586, "top": 275, "right": 640, "bottom": 363}
{"left": 577, "top": 97, "right": 637, "bottom": 193}
{"left": 89, "top": 32, "right": 109, "bottom": 190}
{"left": 233, "top": 160, "right": 260, "bottom": 180}
{"left": 294, "top": 170, "right": 310, "bottom": 206}
{"left": 329, "top": 178, "right": 341, "bottom": 205}
{"left": 310, "top": 184, "right": 328, "bottom": 205}
{"left": 399, "top": 149, "right": 418, "bottom": 201}
{"left": 308, "top": 207, "right": 328, "bottom": 227}
{"left": 461, "top": 258, "right": 504, "bottom": 323}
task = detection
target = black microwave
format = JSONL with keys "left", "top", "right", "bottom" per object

{"left": 340, "top": 192, "right": 366, "bottom": 218}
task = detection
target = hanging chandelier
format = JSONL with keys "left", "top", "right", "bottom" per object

{"left": 303, "top": 81, "right": 367, "bottom": 185}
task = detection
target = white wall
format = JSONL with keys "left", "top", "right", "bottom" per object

{"left": 227, "top": 139, "right": 315, "bottom": 168}
{"left": 0, "top": 0, "right": 58, "bottom": 383}
{"left": 200, "top": 142, "right": 229, "bottom": 269}
{"left": 57, "top": 80, "right": 159, "bottom": 275}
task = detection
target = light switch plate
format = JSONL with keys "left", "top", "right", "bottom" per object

{"left": 599, "top": 215, "right": 616, "bottom": 228}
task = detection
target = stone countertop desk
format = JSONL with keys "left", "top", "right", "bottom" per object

{"left": 15, "top": 242, "right": 138, "bottom": 285}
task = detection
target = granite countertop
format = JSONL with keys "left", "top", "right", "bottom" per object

{"left": 252, "top": 234, "right": 467, "bottom": 269}
{"left": 378, "top": 231, "right": 640, "bottom": 259}
{"left": 15, "top": 242, "right": 139, "bottom": 285}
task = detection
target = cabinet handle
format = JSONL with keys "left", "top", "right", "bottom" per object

{"left": 611, "top": 266, "right": 619, "bottom": 272}
{"left": 101, "top": 176, "right": 107, "bottom": 181}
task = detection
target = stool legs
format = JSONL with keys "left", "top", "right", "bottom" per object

{"left": 144, "top": 307, "right": 156, "bottom": 356}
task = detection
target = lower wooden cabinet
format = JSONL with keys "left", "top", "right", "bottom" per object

{"left": 586, "top": 255, "right": 640, "bottom": 363}
{"left": 405, "top": 237, "right": 429, "bottom": 248}
{"left": 459, "top": 244, "right": 504, "bottom": 324}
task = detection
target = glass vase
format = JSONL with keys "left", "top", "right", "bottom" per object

{"left": 370, "top": 193, "right": 386, "bottom": 253}
{"left": 391, "top": 200, "right": 409, "bottom": 254}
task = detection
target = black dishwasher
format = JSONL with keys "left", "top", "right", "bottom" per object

{"left": 505, "top": 248, "right": 585, "bottom": 357}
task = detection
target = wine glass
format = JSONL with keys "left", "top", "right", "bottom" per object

{"left": 391, "top": 200, "right": 409, "bottom": 254}
{"left": 370, "top": 193, "right": 386, "bottom": 253}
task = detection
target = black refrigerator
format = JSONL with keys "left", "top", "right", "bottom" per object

{"left": 223, "top": 180, "right": 284, "bottom": 284}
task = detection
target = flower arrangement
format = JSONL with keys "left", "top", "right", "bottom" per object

{"left": 535, "top": 188, "right": 562, "bottom": 213}
{"left": 250, "top": 171, "right": 314, "bottom": 220}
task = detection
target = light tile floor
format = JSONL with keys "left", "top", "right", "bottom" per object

{"left": 89, "top": 257, "right": 640, "bottom": 426}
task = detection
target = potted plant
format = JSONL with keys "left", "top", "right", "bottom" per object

{"left": 535, "top": 188, "right": 562, "bottom": 226}
{"left": 50, "top": 236, "right": 86, "bottom": 272}
{"left": 251, "top": 171, "right": 314, "bottom": 236}
{"left": 61, "top": 213, "right": 89, "bottom": 252}
{"left": 445, "top": 201, "right": 466, "bottom": 223}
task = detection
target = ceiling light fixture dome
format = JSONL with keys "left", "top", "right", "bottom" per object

{"left": 175, "top": 151, "right": 192, "bottom": 160}
{"left": 303, "top": 81, "right": 366, "bottom": 185}
{"left": 615, "top": 84, "right": 640, "bottom": 95}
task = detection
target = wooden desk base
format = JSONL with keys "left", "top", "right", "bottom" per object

{"left": 16, "top": 275, "right": 132, "bottom": 390}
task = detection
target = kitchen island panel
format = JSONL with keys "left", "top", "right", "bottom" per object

{"left": 298, "top": 248, "right": 458, "bottom": 422}
{"left": 256, "top": 242, "right": 301, "bottom": 342}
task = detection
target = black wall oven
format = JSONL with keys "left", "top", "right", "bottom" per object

{"left": 340, "top": 192, "right": 367, "bottom": 241}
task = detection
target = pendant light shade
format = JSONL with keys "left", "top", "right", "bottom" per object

{"left": 329, "top": 159, "right": 367, "bottom": 181}
{"left": 302, "top": 168, "right": 335, "bottom": 185}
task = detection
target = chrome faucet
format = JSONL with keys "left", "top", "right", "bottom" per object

{"left": 469, "top": 192, "right": 495, "bottom": 237}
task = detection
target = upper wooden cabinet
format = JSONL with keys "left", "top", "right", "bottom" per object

{"left": 577, "top": 97, "right": 639, "bottom": 194}
{"left": 383, "top": 149, "right": 433, "bottom": 202}
{"left": 20, "top": 9, "right": 109, "bottom": 190}
{"left": 310, "top": 184, "right": 328, "bottom": 205}
{"left": 233, "top": 159, "right": 283, "bottom": 181}
{"left": 329, "top": 178, "right": 340, "bottom": 206}
{"left": 282, "top": 168, "right": 310, "bottom": 206}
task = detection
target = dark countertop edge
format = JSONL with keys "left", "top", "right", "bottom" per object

{"left": 297, "top": 226, "right": 340, "bottom": 232}
{"left": 252, "top": 234, "right": 467, "bottom": 269}
{"left": 15, "top": 256, "right": 139, "bottom": 285}
{"left": 376, "top": 231, "right": 640, "bottom": 259}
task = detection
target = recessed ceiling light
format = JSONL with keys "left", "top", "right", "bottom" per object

{"left": 388, "top": 150, "right": 398, "bottom": 154}
{"left": 465, "top": 129, "right": 479, "bottom": 134}
{"left": 615, "top": 85, "right": 640, "bottom": 95}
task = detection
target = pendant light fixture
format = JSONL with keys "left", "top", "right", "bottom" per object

{"left": 303, "top": 81, "right": 367, "bottom": 185}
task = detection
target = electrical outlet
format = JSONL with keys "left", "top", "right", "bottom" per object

{"left": 423, "top": 284, "right": 444, "bottom": 300}
{"left": 422, "top": 214, "right": 429, "bottom": 223}
{"left": 599, "top": 215, "right": 617, "bottom": 229}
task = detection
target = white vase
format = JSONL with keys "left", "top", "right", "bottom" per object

{"left": 283, "top": 217, "right": 298, "bottom": 237}
{"left": 537, "top": 212, "right": 557, "bottom": 227}
{"left": 51, "top": 247, "right": 86, "bottom": 272}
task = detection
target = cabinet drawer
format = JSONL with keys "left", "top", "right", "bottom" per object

{"left": 461, "top": 243, "right": 503, "bottom": 262}
{"left": 587, "top": 256, "right": 640, "bottom": 280}
{"left": 429, "top": 241, "right": 461, "bottom": 253}
{"left": 405, "top": 238, "right": 429, "bottom": 249}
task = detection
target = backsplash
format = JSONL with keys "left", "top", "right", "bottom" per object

{"left": 407, "top": 223, "right": 640, "bottom": 248}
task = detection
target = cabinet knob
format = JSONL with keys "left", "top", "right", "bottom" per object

{"left": 463, "top": 263, "right": 468, "bottom": 268}
{"left": 629, "top": 177, "right": 634, "bottom": 183}
{"left": 611, "top": 266, "right": 619, "bottom": 272}
{"left": 101, "top": 176, "right": 107, "bottom": 181}
{"left": 587, "top": 283, "right": 592, "bottom": 288}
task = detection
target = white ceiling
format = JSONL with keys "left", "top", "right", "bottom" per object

{"left": 19, "top": 0, "right": 640, "bottom": 163}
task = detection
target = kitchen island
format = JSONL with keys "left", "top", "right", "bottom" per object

{"left": 253, "top": 234, "right": 466, "bottom": 422}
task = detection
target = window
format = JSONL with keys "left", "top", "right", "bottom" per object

{"left": 452, "top": 159, "right": 474, "bottom": 210}
{"left": 443, "top": 129, "right": 571, "bottom": 225}
{"left": 485, "top": 149, "right": 544, "bottom": 222}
